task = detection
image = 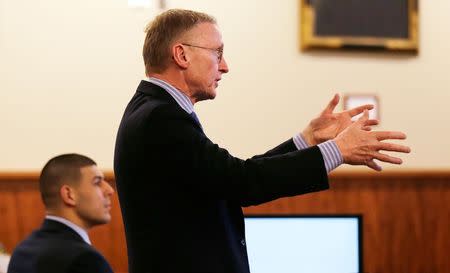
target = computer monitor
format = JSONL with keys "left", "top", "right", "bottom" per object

{"left": 244, "top": 215, "right": 363, "bottom": 273}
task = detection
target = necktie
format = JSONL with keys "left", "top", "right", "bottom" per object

{"left": 190, "top": 111, "right": 204, "bottom": 132}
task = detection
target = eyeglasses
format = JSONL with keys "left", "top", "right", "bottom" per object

{"left": 182, "top": 43, "right": 224, "bottom": 62}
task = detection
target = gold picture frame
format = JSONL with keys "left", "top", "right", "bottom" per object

{"left": 300, "top": 0, "right": 418, "bottom": 53}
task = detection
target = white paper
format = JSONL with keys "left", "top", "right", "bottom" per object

{"left": 345, "top": 95, "right": 379, "bottom": 121}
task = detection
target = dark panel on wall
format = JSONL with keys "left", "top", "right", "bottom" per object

{"left": 313, "top": 0, "right": 409, "bottom": 38}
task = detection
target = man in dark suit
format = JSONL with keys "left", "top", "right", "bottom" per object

{"left": 7, "top": 154, "right": 115, "bottom": 273}
{"left": 114, "top": 9, "right": 410, "bottom": 273}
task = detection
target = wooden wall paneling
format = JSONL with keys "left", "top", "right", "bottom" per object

{"left": 90, "top": 222, "right": 112, "bottom": 264}
{"left": 14, "top": 181, "right": 45, "bottom": 241}
{"left": 1, "top": 171, "right": 449, "bottom": 273}
{"left": 0, "top": 182, "right": 20, "bottom": 253}
{"left": 109, "top": 193, "right": 128, "bottom": 273}
{"left": 419, "top": 178, "right": 450, "bottom": 273}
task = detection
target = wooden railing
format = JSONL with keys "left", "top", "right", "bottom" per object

{"left": 0, "top": 170, "right": 449, "bottom": 273}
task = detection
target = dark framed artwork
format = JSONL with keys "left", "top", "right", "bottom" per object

{"left": 300, "top": 0, "right": 419, "bottom": 52}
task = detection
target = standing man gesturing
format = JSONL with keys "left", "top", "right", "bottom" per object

{"left": 114, "top": 9, "right": 410, "bottom": 273}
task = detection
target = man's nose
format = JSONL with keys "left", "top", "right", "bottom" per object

{"left": 219, "top": 57, "right": 229, "bottom": 73}
{"left": 103, "top": 180, "right": 115, "bottom": 195}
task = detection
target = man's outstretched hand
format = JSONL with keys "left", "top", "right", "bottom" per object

{"left": 334, "top": 110, "right": 411, "bottom": 171}
{"left": 302, "top": 94, "right": 378, "bottom": 146}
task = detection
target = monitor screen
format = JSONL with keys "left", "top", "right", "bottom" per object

{"left": 244, "top": 215, "right": 362, "bottom": 273}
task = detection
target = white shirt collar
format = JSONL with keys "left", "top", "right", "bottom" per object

{"left": 145, "top": 77, "right": 194, "bottom": 114}
{"left": 45, "top": 215, "right": 91, "bottom": 245}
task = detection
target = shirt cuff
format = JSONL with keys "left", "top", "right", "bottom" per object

{"left": 318, "top": 140, "right": 343, "bottom": 173}
{"left": 292, "top": 134, "right": 309, "bottom": 150}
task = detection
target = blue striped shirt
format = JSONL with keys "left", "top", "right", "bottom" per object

{"left": 146, "top": 77, "right": 342, "bottom": 173}
{"left": 293, "top": 134, "right": 343, "bottom": 173}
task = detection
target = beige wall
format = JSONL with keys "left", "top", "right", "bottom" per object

{"left": 1, "top": 0, "right": 449, "bottom": 171}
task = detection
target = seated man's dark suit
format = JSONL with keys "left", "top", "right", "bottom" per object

{"left": 114, "top": 80, "right": 329, "bottom": 273}
{"left": 7, "top": 219, "right": 113, "bottom": 273}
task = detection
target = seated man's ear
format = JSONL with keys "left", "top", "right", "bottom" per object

{"left": 60, "top": 185, "right": 77, "bottom": 207}
{"left": 172, "top": 44, "right": 190, "bottom": 69}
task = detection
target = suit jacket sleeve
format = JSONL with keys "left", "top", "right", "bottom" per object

{"left": 134, "top": 103, "right": 328, "bottom": 207}
{"left": 251, "top": 138, "right": 298, "bottom": 159}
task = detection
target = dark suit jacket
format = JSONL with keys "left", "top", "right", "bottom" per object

{"left": 114, "top": 80, "right": 329, "bottom": 273}
{"left": 7, "top": 219, "right": 113, "bottom": 273}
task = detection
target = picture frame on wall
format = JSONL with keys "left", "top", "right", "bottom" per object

{"left": 300, "top": 0, "right": 419, "bottom": 53}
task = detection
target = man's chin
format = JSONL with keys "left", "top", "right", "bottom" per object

{"left": 197, "top": 91, "right": 216, "bottom": 102}
{"left": 208, "top": 88, "right": 217, "bottom": 99}
{"left": 95, "top": 215, "right": 111, "bottom": 225}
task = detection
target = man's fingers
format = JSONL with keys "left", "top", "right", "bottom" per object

{"left": 367, "top": 160, "right": 382, "bottom": 171}
{"left": 378, "top": 142, "right": 411, "bottom": 153}
{"left": 323, "top": 94, "right": 340, "bottom": 114}
{"left": 364, "top": 119, "right": 379, "bottom": 126}
{"left": 372, "top": 152, "right": 403, "bottom": 164}
{"left": 356, "top": 110, "right": 369, "bottom": 124}
{"left": 361, "top": 119, "right": 379, "bottom": 131}
{"left": 348, "top": 104, "right": 374, "bottom": 117}
{"left": 375, "top": 131, "right": 407, "bottom": 141}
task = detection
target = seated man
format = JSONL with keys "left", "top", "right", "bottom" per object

{"left": 7, "top": 154, "right": 115, "bottom": 273}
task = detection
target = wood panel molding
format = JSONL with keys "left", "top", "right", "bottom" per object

{"left": 0, "top": 171, "right": 116, "bottom": 181}
{"left": 1, "top": 169, "right": 450, "bottom": 181}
